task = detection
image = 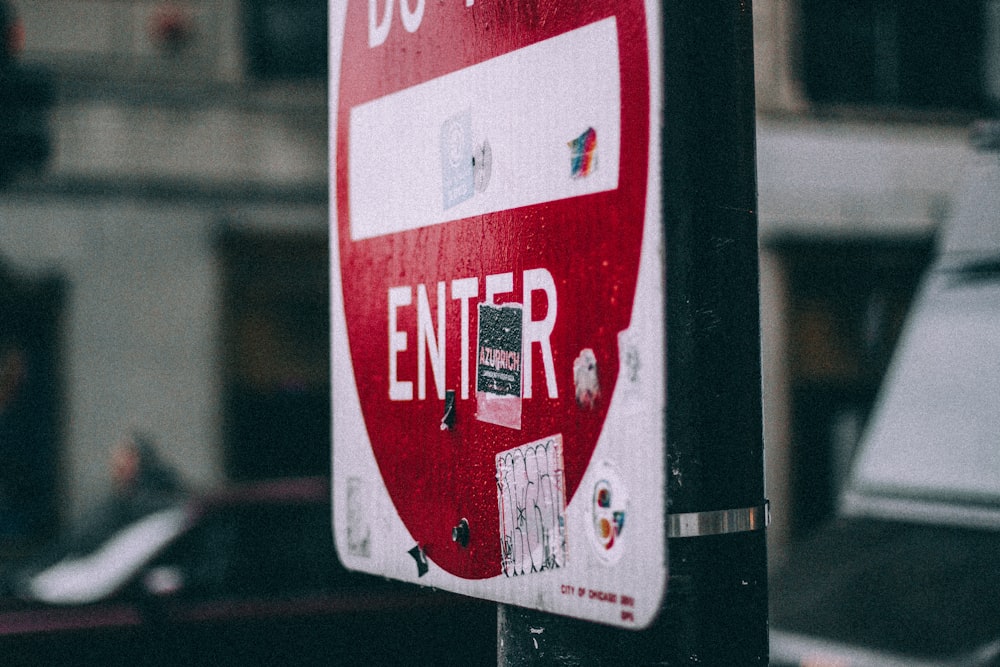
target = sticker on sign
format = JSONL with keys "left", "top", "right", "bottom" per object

{"left": 347, "top": 17, "right": 621, "bottom": 240}
{"left": 331, "top": 0, "right": 665, "bottom": 629}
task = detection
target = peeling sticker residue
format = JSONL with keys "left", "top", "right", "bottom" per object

{"left": 440, "top": 388, "right": 457, "bottom": 430}
{"left": 477, "top": 302, "right": 523, "bottom": 429}
{"left": 408, "top": 544, "right": 429, "bottom": 577}
{"left": 473, "top": 139, "right": 492, "bottom": 193}
{"left": 441, "top": 108, "right": 474, "bottom": 209}
{"left": 497, "top": 435, "right": 567, "bottom": 576}
{"left": 346, "top": 477, "right": 371, "bottom": 558}
{"left": 616, "top": 327, "right": 644, "bottom": 414}
{"left": 572, "top": 348, "right": 600, "bottom": 409}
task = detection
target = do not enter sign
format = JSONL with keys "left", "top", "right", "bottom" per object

{"left": 331, "top": 0, "right": 665, "bottom": 628}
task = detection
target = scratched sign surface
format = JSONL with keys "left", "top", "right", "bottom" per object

{"left": 331, "top": 0, "right": 667, "bottom": 628}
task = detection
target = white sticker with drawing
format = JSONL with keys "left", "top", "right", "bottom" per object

{"left": 496, "top": 434, "right": 567, "bottom": 576}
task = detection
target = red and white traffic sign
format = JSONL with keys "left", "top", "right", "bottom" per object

{"left": 331, "top": 0, "right": 665, "bottom": 628}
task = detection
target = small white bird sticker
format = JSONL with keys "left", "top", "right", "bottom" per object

{"left": 573, "top": 348, "right": 600, "bottom": 409}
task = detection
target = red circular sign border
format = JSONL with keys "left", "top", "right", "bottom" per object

{"left": 336, "top": 1, "right": 650, "bottom": 580}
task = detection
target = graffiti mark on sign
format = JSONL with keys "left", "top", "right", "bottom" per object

{"left": 496, "top": 434, "right": 567, "bottom": 576}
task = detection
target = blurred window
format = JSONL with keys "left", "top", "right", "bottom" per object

{"left": 0, "top": 263, "right": 64, "bottom": 555}
{"left": 800, "top": 0, "right": 989, "bottom": 113}
{"left": 216, "top": 227, "right": 330, "bottom": 481}
{"left": 769, "top": 236, "right": 934, "bottom": 537}
{"left": 243, "top": 0, "right": 327, "bottom": 80}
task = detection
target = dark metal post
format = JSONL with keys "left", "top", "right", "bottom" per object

{"left": 498, "top": 1, "right": 767, "bottom": 664}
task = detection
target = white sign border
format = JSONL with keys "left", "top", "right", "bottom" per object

{"left": 330, "top": 0, "right": 665, "bottom": 629}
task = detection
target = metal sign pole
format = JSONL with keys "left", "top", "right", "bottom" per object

{"left": 497, "top": 1, "right": 768, "bottom": 663}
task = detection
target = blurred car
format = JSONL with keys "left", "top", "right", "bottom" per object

{"left": 0, "top": 476, "right": 496, "bottom": 666}
{"left": 770, "top": 121, "right": 1000, "bottom": 666}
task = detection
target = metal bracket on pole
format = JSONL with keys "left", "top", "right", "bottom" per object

{"left": 667, "top": 501, "right": 770, "bottom": 539}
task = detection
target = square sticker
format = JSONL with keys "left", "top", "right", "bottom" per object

{"left": 476, "top": 302, "right": 523, "bottom": 429}
{"left": 440, "top": 109, "right": 474, "bottom": 209}
{"left": 496, "top": 434, "right": 567, "bottom": 576}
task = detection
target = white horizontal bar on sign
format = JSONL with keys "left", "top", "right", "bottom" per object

{"left": 348, "top": 17, "right": 621, "bottom": 241}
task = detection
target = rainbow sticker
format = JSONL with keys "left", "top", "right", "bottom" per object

{"left": 568, "top": 127, "right": 598, "bottom": 178}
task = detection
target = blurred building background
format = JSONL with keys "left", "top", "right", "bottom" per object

{"left": 0, "top": 0, "right": 328, "bottom": 551}
{"left": 756, "top": 0, "right": 998, "bottom": 562}
{"left": 0, "top": 1, "right": 995, "bottom": 562}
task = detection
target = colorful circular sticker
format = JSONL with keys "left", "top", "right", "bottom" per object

{"left": 589, "top": 460, "right": 629, "bottom": 564}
